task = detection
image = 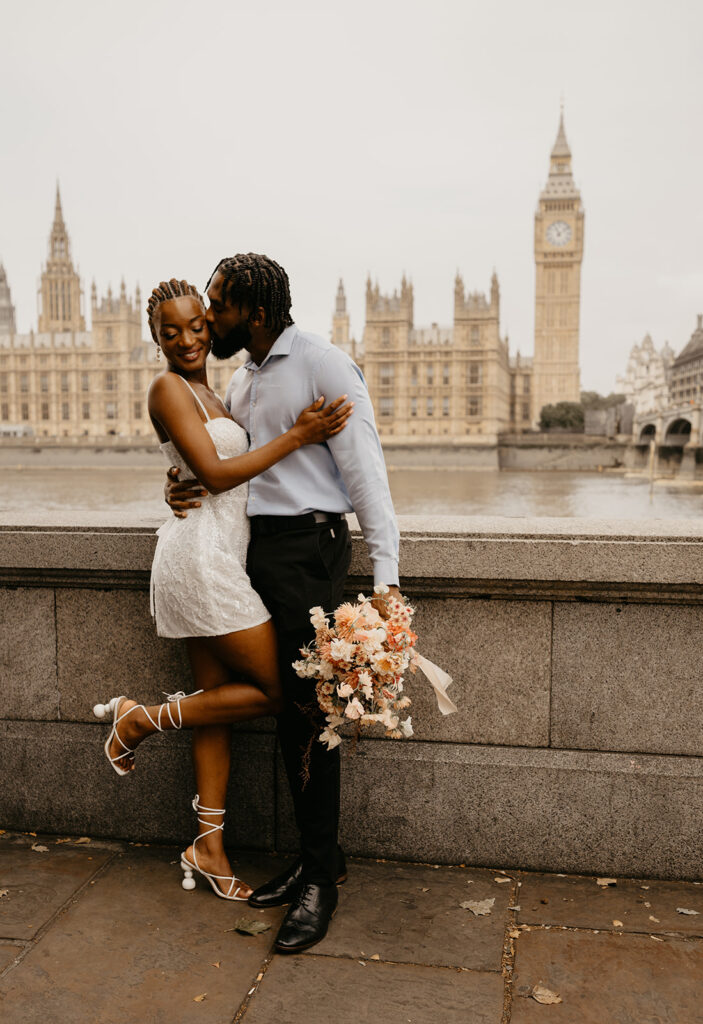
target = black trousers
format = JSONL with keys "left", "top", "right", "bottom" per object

{"left": 247, "top": 517, "right": 352, "bottom": 885}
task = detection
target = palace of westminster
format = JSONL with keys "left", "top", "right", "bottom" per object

{"left": 0, "top": 114, "right": 584, "bottom": 443}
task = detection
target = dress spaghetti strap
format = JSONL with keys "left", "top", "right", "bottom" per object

{"left": 180, "top": 377, "right": 211, "bottom": 422}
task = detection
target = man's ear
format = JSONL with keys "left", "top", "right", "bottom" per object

{"left": 249, "top": 306, "right": 267, "bottom": 328}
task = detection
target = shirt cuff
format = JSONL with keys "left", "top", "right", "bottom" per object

{"left": 373, "top": 560, "right": 400, "bottom": 588}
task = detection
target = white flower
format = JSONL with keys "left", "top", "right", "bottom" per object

{"left": 344, "top": 697, "right": 365, "bottom": 720}
{"left": 319, "top": 729, "right": 342, "bottom": 750}
{"left": 337, "top": 682, "right": 354, "bottom": 698}
{"left": 400, "top": 716, "right": 414, "bottom": 738}
{"left": 309, "top": 606, "right": 329, "bottom": 629}
{"left": 357, "top": 669, "right": 373, "bottom": 699}
{"left": 317, "top": 659, "right": 334, "bottom": 680}
{"left": 329, "top": 638, "right": 355, "bottom": 662}
{"left": 373, "top": 583, "right": 390, "bottom": 595}
{"left": 293, "top": 658, "right": 318, "bottom": 678}
{"left": 380, "top": 707, "right": 399, "bottom": 730}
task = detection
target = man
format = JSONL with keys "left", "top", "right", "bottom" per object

{"left": 166, "top": 253, "right": 400, "bottom": 953}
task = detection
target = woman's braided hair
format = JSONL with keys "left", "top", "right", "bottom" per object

{"left": 146, "top": 278, "right": 205, "bottom": 344}
{"left": 205, "top": 253, "right": 293, "bottom": 335}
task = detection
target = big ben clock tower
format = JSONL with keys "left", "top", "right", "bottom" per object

{"left": 532, "top": 111, "right": 584, "bottom": 426}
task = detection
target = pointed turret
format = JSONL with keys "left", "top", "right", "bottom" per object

{"left": 48, "top": 182, "right": 72, "bottom": 264}
{"left": 541, "top": 108, "right": 580, "bottom": 201}
{"left": 0, "top": 262, "right": 16, "bottom": 334}
{"left": 331, "top": 278, "right": 352, "bottom": 355}
{"left": 550, "top": 108, "right": 571, "bottom": 160}
{"left": 38, "top": 183, "right": 85, "bottom": 332}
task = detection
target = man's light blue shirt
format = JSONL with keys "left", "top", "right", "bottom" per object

{"left": 224, "top": 323, "right": 399, "bottom": 587}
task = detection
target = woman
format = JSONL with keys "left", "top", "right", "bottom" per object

{"left": 93, "top": 278, "right": 352, "bottom": 901}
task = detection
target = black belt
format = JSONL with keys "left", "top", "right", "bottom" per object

{"left": 250, "top": 511, "right": 345, "bottom": 536}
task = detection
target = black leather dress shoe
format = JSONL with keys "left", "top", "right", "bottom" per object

{"left": 274, "top": 882, "right": 338, "bottom": 953}
{"left": 248, "top": 850, "right": 347, "bottom": 909}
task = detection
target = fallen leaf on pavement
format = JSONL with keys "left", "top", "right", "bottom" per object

{"left": 0, "top": 889, "right": 9, "bottom": 899}
{"left": 612, "top": 920, "right": 623, "bottom": 928}
{"left": 232, "top": 918, "right": 272, "bottom": 935}
{"left": 508, "top": 905, "right": 521, "bottom": 911}
{"left": 461, "top": 898, "right": 495, "bottom": 916}
{"left": 640, "top": 885, "right": 650, "bottom": 890}
{"left": 531, "top": 984, "right": 562, "bottom": 1005}
{"left": 370, "top": 954, "right": 380, "bottom": 960}
{"left": 676, "top": 908, "right": 700, "bottom": 916}
{"left": 55, "top": 838, "right": 72, "bottom": 844}
{"left": 421, "top": 888, "right": 430, "bottom": 892}
{"left": 75, "top": 837, "right": 92, "bottom": 845}
{"left": 596, "top": 878, "right": 617, "bottom": 887}
{"left": 494, "top": 877, "right": 511, "bottom": 884}
{"left": 31, "top": 844, "right": 49, "bottom": 853}
{"left": 211, "top": 962, "right": 221, "bottom": 969}
{"left": 508, "top": 928, "right": 521, "bottom": 938}
{"left": 650, "top": 935, "right": 663, "bottom": 942}
{"left": 649, "top": 915, "right": 659, "bottom": 923}
{"left": 193, "top": 994, "right": 207, "bottom": 1003}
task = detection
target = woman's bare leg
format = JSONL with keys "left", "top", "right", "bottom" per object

{"left": 107, "top": 620, "right": 283, "bottom": 767}
{"left": 107, "top": 619, "right": 282, "bottom": 895}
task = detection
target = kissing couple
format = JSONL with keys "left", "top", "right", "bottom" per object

{"left": 93, "top": 253, "right": 402, "bottom": 954}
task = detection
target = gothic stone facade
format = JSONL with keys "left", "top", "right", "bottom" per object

{"left": 0, "top": 188, "right": 241, "bottom": 440}
{"left": 356, "top": 274, "right": 510, "bottom": 441}
{"left": 332, "top": 113, "right": 582, "bottom": 439}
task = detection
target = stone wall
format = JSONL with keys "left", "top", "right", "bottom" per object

{"left": 2, "top": 513, "right": 703, "bottom": 880}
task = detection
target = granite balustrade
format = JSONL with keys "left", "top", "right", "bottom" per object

{"left": 2, "top": 512, "right": 703, "bottom": 879}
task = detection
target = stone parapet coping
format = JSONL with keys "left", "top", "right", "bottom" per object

{"left": 1, "top": 515, "right": 703, "bottom": 597}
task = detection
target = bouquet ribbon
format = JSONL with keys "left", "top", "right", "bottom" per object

{"left": 414, "top": 653, "right": 458, "bottom": 715}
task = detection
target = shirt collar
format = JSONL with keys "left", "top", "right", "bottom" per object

{"left": 243, "top": 323, "right": 297, "bottom": 371}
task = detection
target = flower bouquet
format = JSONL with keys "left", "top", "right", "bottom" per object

{"left": 293, "top": 585, "right": 457, "bottom": 751}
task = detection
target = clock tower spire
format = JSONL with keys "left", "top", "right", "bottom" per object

{"left": 531, "top": 109, "right": 584, "bottom": 426}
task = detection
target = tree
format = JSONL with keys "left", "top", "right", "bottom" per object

{"left": 539, "top": 402, "right": 585, "bottom": 431}
{"left": 580, "top": 391, "right": 626, "bottom": 410}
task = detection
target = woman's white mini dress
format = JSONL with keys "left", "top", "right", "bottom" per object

{"left": 150, "top": 378, "right": 271, "bottom": 639}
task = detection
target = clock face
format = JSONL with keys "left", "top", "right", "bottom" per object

{"left": 546, "top": 220, "right": 572, "bottom": 247}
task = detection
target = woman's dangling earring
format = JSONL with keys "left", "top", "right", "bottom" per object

{"left": 156, "top": 345, "right": 161, "bottom": 362}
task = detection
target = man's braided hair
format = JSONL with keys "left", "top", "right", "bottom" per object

{"left": 205, "top": 253, "right": 293, "bottom": 335}
{"left": 146, "top": 278, "right": 205, "bottom": 344}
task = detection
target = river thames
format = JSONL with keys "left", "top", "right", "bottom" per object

{"left": 3, "top": 466, "right": 703, "bottom": 519}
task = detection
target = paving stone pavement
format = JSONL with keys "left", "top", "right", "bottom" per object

{"left": 1, "top": 830, "right": 703, "bottom": 1023}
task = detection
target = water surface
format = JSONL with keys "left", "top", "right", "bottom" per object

{"left": 2, "top": 466, "right": 702, "bottom": 520}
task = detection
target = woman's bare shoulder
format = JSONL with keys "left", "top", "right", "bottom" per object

{"left": 148, "top": 371, "right": 187, "bottom": 409}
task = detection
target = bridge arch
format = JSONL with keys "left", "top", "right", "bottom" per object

{"left": 663, "top": 417, "right": 692, "bottom": 446}
{"left": 639, "top": 423, "right": 657, "bottom": 443}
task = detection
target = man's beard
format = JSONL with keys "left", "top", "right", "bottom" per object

{"left": 210, "top": 322, "right": 252, "bottom": 360}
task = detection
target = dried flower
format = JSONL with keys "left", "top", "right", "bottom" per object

{"left": 294, "top": 595, "right": 417, "bottom": 748}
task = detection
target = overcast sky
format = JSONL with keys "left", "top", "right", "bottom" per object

{"left": 1, "top": 0, "right": 701, "bottom": 393}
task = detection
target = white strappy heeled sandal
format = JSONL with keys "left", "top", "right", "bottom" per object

{"left": 180, "top": 795, "right": 249, "bottom": 901}
{"left": 93, "top": 690, "right": 204, "bottom": 776}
